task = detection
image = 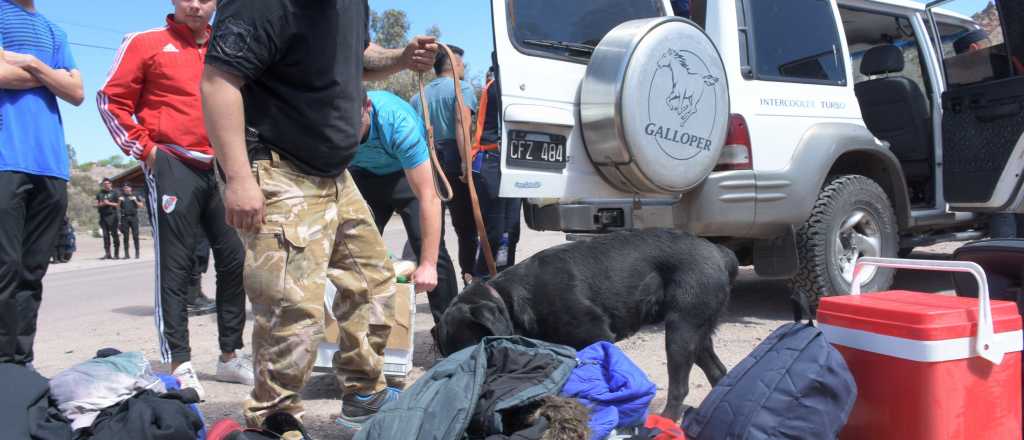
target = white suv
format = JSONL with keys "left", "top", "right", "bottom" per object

{"left": 487, "top": 0, "right": 1024, "bottom": 301}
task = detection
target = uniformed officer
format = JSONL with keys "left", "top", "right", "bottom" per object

{"left": 95, "top": 178, "right": 120, "bottom": 260}
{"left": 118, "top": 183, "right": 143, "bottom": 259}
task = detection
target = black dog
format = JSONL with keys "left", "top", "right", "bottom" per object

{"left": 433, "top": 229, "right": 737, "bottom": 420}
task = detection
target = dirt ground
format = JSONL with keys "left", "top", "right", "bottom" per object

{"left": 34, "top": 220, "right": 966, "bottom": 439}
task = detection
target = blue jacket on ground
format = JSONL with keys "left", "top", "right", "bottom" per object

{"left": 561, "top": 341, "right": 657, "bottom": 440}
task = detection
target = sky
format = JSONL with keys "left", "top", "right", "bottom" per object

{"left": 31, "top": 0, "right": 988, "bottom": 164}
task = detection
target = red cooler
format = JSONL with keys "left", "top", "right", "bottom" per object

{"left": 818, "top": 258, "right": 1023, "bottom": 440}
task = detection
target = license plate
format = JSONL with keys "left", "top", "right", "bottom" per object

{"left": 506, "top": 130, "right": 567, "bottom": 170}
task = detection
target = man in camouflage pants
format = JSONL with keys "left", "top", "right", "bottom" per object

{"left": 201, "top": 0, "right": 438, "bottom": 429}
{"left": 239, "top": 151, "right": 396, "bottom": 426}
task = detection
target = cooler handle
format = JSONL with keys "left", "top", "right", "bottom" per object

{"left": 851, "top": 257, "right": 1004, "bottom": 365}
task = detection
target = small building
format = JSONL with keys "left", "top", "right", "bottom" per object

{"left": 109, "top": 164, "right": 146, "bottom": 195}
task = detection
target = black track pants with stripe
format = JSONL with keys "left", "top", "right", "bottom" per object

{"left": 145, "top": 152, "right": 245, "bottom": 365}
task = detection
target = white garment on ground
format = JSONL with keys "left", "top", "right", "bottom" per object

{"left": 48, "top": 351, "right": 166, "bottom": 430}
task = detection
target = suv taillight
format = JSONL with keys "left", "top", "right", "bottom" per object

{"left": 715, "top": 114, "right": 752, "bottom": 171}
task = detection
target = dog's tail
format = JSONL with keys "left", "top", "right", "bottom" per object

{"left": 715, "top": 243, "right": 740, "bottom": 286}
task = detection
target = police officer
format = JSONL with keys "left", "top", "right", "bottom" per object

{"left": 95, "top": 178, "right": 120, "bottom": 260}
{"left": 119, "top": 183, "right": 143, "bottom": 259}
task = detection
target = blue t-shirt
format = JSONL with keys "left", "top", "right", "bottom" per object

{"left": 350, "top": 91, "right": 430, "bottom": 176}
{"left": 0, "top": 0, "right": 75, "bottom": 180}
{"left": 409, "top": 77, "right": 477, "bottom": 143}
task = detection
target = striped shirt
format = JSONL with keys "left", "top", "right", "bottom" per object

{"left": 0, "top": 0, "right": 76, "bottom": 180}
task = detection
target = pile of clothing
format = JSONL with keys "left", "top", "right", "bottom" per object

{"left": 0, "top": 363, "right": 73, "bottom": 440}
{"left": 357, "top": 336, "right": 681, "bottom": 440}
{"left": 4, "top": 349, "right": 207, "bottom": 440}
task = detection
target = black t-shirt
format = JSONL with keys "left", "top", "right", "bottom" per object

{"left": 480, "top": 80, "right": 502, "bottom": 146}
{"left": 120, "top": 193, "right": 139, "bottom": 217}
{"left": 96, "top": 190, "right": 118, "bottom": 217}
{"left": 205, "top": 0, "right": 371, "bottom": 177}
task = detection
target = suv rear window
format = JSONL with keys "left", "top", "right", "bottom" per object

{"left": 747, "top": 0, "right": 847, "bottom": 85}
{"left": 508, "top": 0, "right": 666, "bottom": 63}
{"left": 932, "top": 0, "right": 1019, "bottom": 88}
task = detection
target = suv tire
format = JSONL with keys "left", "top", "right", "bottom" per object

{"left": 789, "top": 175, "right": 898, "bottom": 307}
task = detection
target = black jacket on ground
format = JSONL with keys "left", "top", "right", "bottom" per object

{"left": 75, "top": 389, "right": 202, "bottom": 440}
{"left": 356, "top": 336, "right": 577, "bottom": 440}
{"left": 0, "top": 363, "right": 73, "bottom": 440}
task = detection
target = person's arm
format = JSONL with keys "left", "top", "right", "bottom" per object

{"left": 97, "top": 35, "right": 160, "bottom": 165}
{"left": 95, "top": 195, "right": 103, "bottom": 208}
{"left": 404, "top": 161, "right": 441, "bottom": 293}
{"left": 202, "top": 65, "right": 264, "bottom": 232}
{"left": 0, "top": 48, "right": 42, "bottom": 89}
{"left": 135, "top": 197, "right": 144, "bottom": 208}
{"left": 362, "top": 37, "right": 438, "bottom": 81}
{"left": 2, "top": 50, "right": 82, "bottom": 105}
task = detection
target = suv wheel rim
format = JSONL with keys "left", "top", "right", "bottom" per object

{"left": 834, "top": 209, "right": 882, "bottom": 287}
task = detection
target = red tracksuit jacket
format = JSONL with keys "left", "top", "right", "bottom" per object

{"left": 98, "top": 15, "right": 213, "bottom": 170}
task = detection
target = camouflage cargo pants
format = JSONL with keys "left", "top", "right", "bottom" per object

{"left": 239, "top": 152, "right": 395, "bottom": 427}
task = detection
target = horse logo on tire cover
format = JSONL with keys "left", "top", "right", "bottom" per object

{"left": 646, "top": 48, "right": 721, "bottom": 161}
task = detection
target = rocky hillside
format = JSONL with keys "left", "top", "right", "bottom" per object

{"left": 974, "top": 1, "right": 1003, "bottom": 44}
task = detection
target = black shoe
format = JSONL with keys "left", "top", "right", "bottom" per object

{"left": 101, "top": 254, "right": 111, "bottom": 260}
{"left": 135, "top": 252, "right": 140, "bottom": 259}
{"left": 123, "top": 254, "right": 130, "bottom": 260}
{"left": 186, "top": 293, "right": 216, "bottom": 317}
{"left": 336, "top": 387, "right": 401, "bottom": 429}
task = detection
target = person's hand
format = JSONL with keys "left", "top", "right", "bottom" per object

{"left": 402, "top": 36, "right": 438, "bottom": 73}
{"left": 224, "top": 175, "right": 265, "bottom": 232}
{"left": 411, "top": 263, "right": 438, "bottom": 293}
{"left": 3, "top": 50, "right": 38, "bottom": 69}
{"left": 143, "top": 147, "right": 158, "bottom": 169}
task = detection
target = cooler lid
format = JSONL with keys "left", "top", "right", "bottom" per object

{"left": 818, "top": 290, "right": 1023, "bottom": 341}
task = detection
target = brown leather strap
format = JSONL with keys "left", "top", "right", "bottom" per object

{"left": 418, "top": 43, "right": 497, "bottom": 277}
{"left": 416, "top": 74, "right": 454, "bottom": 203}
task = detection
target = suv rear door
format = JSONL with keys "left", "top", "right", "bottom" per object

{"left": 926, "top": 0, "right": 1024, "bottom": 212}
{"left": 488, "top": 0, "right": 672, "bottom": 199}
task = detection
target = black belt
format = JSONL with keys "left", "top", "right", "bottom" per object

{"left": 246, "top": 126, "right": 273, "bottom": 162}
{"left": 249, "top": 144, "right": 272, "bottom": 162}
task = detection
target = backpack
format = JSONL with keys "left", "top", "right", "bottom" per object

{"left": 681, "top": 321, "right": 857, "bottom": 439}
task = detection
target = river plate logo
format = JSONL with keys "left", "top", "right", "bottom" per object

{"left": 646, "top": 48, "right": 721, "bottom": 161}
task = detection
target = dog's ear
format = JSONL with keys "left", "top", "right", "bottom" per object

{"left": 502, "top": 284, "right": 538, "bottom": 335}
{"left": 469, "top": 301, "right": 514, "bottom": 337}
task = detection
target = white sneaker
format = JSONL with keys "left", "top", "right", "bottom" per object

{"left": 172, "top": 361, "right": 206, "bottom": 401}
{"left": 215, "top": 353, "right": 254, "bottom": 386}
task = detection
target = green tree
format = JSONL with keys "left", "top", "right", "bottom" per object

{"left": 371, "top": 9, "right": 410, "bottom": 49}
{"left": 367, "top": 9, "right": 430, "bottom": 100}
{"left": 94, "top": 154, "right": 133, "bottom": 169}
{"left": 365, "top": 10, "right": 481, "bottom": 102}
{"left": 425, "top": 24, "right": 441, "bottom": 39}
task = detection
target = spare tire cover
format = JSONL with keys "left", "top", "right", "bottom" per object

{"left": 581, "top": 16, "right": 730, "bottom": 194}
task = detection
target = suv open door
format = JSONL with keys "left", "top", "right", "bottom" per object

{"left": 927, "top": 0, "right": 1024, "bottom": 212}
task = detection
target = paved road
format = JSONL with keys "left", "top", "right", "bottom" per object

{"left": 32, "top": 217, "right": 963, "bottom": 438}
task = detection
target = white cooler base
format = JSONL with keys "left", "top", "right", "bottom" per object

{"left": 312, "top": 343, "right": 413, "bottom": 376}
{"left": 315, "top": 282, "right": 416, "bottom": 377}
